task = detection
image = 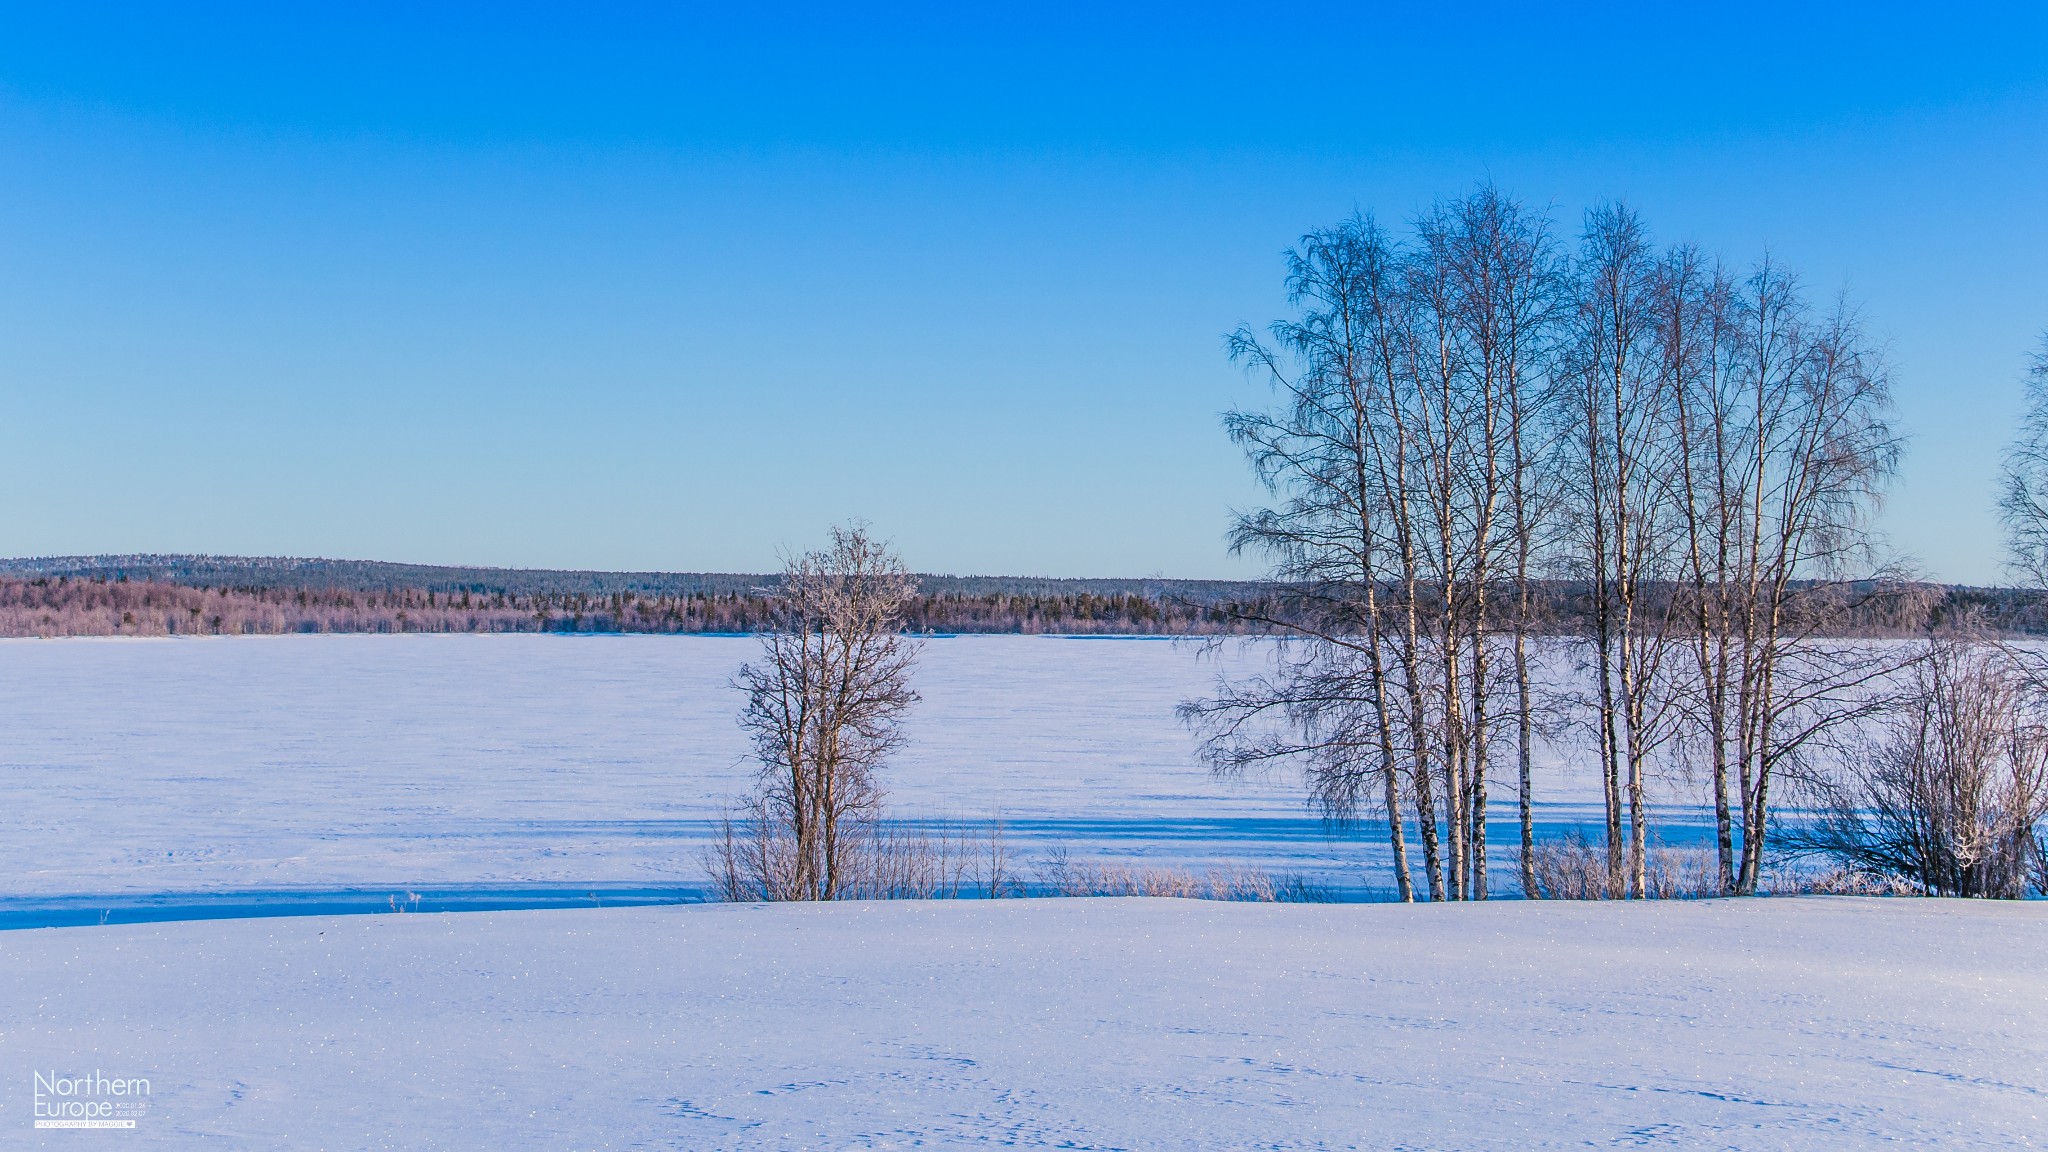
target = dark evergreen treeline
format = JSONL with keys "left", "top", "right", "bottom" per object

{"left": 0, "top": 554, "right": 1257, "bottom": 604}
{"left": 0, "top": 576, "right": 1256, "bottom": 637}
{"left": 3, "top": 572, "right": 2045, "bottom": 638}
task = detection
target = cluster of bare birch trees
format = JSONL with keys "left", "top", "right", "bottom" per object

{"left": 1184, "top": 188, "right": 1906, "bottom": 900}
{"left": 708, "top": 204, "right": 2046, "bottom": 905}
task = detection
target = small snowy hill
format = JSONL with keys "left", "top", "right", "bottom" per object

{"left": 3, "top": 897, "right": 2040, "bottom": 1148}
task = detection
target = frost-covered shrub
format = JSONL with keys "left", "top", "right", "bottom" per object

{"left": 1764, "top": 867, "right": 1919, "bottom": 897}
{"left": 707, "top": 811, "right": 1018, "bottom": 902}
{"left": 1532, "top": 829, "right": 1610, "bottom": 899}
{"left": 1534, "top": 830, "right": 1721, "bottom": 899}
{"left": 1030, "top": 847, "right": 1333, "bottom": 902}
{"left": 1790, "top": 638, "right": 2048, "bottom": 899}
{"left": 1645, "top": 846, "right": 1721, "bottom": 899}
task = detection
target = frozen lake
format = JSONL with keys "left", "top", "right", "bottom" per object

{"left": 2, "top": 634, "right": 1703, "bottom": 907}
{"left": 7, "top": 637, "right": 2036, "bottom": 1149}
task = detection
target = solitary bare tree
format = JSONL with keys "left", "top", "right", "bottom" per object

{"left": 715, "top": 524, "right": 921, "bottom": 901}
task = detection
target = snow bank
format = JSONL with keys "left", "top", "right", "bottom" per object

{"left": 2, "top": 897, "right": 2040, "bottom": 1148}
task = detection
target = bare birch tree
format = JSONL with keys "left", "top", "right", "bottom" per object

{"left": 1183, "top": 214, "right": 1422, "bottom": 902}
{"left": 1437, "top": 188, "right": 1565, "bottom": 898}
{"left": 1719, "top": 269, "right": 1903, "bottom": 893}
{"left": 1187, "top": 188, "right": 1565, "bottom": 903}
{"left": 1658, "top": 244, "right": 1748, "bottom": 893}
{"left": 1565, "top": 203, "right": 1682, "bottom": 897}
{"left": 717, "top": 524, "right": 921, "bottom": 901}
{"left": 1998, "top": 334, "right": 2048, "bottom": 588}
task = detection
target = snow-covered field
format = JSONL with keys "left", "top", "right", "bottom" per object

{"left": 5, "top": 897, "right": 2042, "bottom": 1148}
{"left": 0, "top": 634, "right": 1687, "bottom": 905}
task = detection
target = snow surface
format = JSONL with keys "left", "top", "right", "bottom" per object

{"left": 0, "top": 635, "right": 1685, "bottom": 900}
{"left": 3, "top": 897, "right": 2042, "bottom": 1148}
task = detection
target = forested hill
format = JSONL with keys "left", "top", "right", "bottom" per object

{"left": 0, "top": 555, "right": 1263, "bottom": 637}
{"left": 2, "top": 555, "right": 2045, "bottom": 638}
{"left": 0, "top": 555, "right": 1258, "bottom": 603}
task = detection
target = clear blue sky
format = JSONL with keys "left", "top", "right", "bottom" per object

{"left": 2, "top": 3, "right": 2044, "bottom": 580}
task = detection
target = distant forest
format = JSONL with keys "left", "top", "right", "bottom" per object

{"left": 0, "top": 555, "right": 1253, "bottom": 637}
{"left": 0, "top": 555, "right": 2044, "bottom": 638}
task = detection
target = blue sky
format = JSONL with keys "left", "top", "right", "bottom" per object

{"left": 1, "top": 3, "right": 2044, "bottom": 579}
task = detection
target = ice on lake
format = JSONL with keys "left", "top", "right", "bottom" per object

{"left": 2, "top": 633, "right": 1694, "bottom": 901}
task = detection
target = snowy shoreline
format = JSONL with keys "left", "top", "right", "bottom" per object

{"left": 3, "top": 897, "right": 2042, "bottom": 1148}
